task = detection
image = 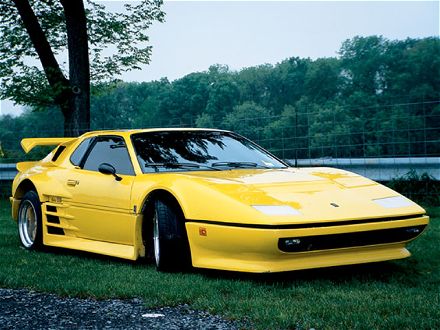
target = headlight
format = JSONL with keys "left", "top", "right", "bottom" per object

{"left": 373, "top": 196, "right": 414, "bottom": 208}
{"left": 252, "top": 205, "right": 301, "bottom": 216}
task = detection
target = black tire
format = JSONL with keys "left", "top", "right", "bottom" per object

{"left": 17, "top": 190, "right": 43, "bottom": 250}
{"left": 152, "top": 199, "right": 191, "bottom": 272}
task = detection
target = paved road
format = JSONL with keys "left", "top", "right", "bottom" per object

{"left": 0, "top": 288, "right": 244, "bottom": 329}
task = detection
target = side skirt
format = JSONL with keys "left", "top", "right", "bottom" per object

{"left": 41, "top": 204, "right": 144, "bottom": 261}
{"left": 44, "top": 234, "right": 138, "bottom": 260}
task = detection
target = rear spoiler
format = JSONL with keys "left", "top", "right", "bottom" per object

{"left": 21, "top": 138, "right": 76, "bottom": 153}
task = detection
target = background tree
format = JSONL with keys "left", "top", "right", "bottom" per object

{"left": 222, "top": 101, "right": 271, "bottom": 142}
{"left": 0, "top": 0, "right": 164, "bottom": 136}
{"left": 1, "top": 35, "right": 438, "bottom": 162}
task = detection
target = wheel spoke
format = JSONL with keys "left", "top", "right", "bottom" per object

{"left": 18, "top": 200, "right": 38, "bottom": 248}
{"left": 153, "top": 211, "right": 160, "bottom": 267}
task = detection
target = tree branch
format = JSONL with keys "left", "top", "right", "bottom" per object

{"left": 11, "top": 0, "right": 70, "bottom": 105}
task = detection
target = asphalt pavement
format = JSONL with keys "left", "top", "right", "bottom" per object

{"left": 0, "top": 288, "right": 245, "bottom": 329}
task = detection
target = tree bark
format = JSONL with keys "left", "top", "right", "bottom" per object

{"left": 12, "top": 0, "right": 91, "bottom": 137}
{"left": 60, "top": 0, "right": 90, "bottom": 136}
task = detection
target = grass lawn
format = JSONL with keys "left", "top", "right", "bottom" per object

{"left": 1, "top": 199, "right": 439, "bottom": 329}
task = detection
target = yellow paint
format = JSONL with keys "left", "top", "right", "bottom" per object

{"left": 21, "top": 137, "right": 75, "bottom": 153}
{"left": 10, "top": 129, "right": 430, "bottom": 272}
{"left": 186, "top": 215, "right": 428, "bottom": 272}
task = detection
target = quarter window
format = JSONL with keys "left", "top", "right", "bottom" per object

{"left": 70, "top": 138, "right": 93, "bottom": 166}
{"left": 52, "top": 145, "right": 66, "bottom": 162}
{"left": 82, "top": 136, "right": 134, "bottom": 175}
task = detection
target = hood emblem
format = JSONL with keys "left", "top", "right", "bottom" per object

{"left": 330, "top": 203, "right": 339, "bottom": 207}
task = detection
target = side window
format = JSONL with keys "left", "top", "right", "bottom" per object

{"left": 82, "top": 136, "right": 135, "bottom": 176}
{"left": 70, "top": 138, "right": 93, "bottom": 166}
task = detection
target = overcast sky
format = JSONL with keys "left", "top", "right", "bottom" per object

{"left": 1, "top": 0, "right": 439, "bottom": 115}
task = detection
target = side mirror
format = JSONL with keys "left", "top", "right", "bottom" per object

{"left": 98, "top": 163, "right": 122, "bottom": 181}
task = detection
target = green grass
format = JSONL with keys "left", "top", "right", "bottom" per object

{"left": 1, "top": 199, "right": 439, "bottom": 329}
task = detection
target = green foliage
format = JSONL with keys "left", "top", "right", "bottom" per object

{"left": 236, "top": 64, "right": 274, "bottom": 108}
{"left": 340, "top": 35, "right": 388, "bottom": 95}
{"left": 387, "top": 170, "right": 440, "bottom": 206}
{"left": 222, "top": 102, "right": 271, "bottom": 142}
{"left": 0, "top": 36, "right": 439, "bottom": 160}
{"left": 304, "top": 57, "right": 340, "bottom": 102}
{"left": 205, "top": 65, "right": 240, "bottom": 121}
{"left": 195, "top": 113, "right": 215, "bottom": 128}
{"left": 0, "top": 0, "right": 165, "bottom": 108}
{"left": 263, "top": 105, "right": 297, "bottom": 158}
{"left": 0, "top": 200, "right": 439, "bottom": 329}
{"left": 0, "top": 107, "right": 63, "bottom": 163}
{"left": 308, "top": 103, "right": 352, "bottom": 158}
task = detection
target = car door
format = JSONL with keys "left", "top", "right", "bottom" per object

{"left": 66, "top": 135, "right": 136, "bottom": 245}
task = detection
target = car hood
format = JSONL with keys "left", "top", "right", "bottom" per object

{"left": 172, "top": 167, "right": 425, "bottom": 223}
{"left": 182, "top": 167, "right": 357, "bottom": 185}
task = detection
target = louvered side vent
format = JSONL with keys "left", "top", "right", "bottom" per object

{"left": 46, "top": 215, "right": 60, "bottom": 224}
{"left": 46, "top": 205, "right": 57, "bottom": 212}
{"left": 45, "top": 205, "right": 64, "bottom": 235}
{"left": 47, "top": 227, "right": 65, "bottom": 235}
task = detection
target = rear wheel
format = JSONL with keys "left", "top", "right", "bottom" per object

{"left": 151, "top": 199, "right": 191, "bottom": 272}
{"left": 18, "top": 191, "right": 42, "bottom": 250}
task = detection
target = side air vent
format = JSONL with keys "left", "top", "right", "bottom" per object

{"left": 47, "top": 226, "right": 64, "bottom": 235}
{"left": 46, "top": 205, "right": 57, "bottom": 212}
{"left": 46, "top": 215, "right": 60, "bottom": 224}
{"left": 51, "top": 145, "right": 66, "bottom": 162}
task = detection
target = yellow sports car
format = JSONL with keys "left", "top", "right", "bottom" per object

{"left": 10, "top": 129, "right": 429, "bottom": 272}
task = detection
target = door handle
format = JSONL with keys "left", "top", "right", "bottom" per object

{"left": 67, "top": 179, "right": 79, "bottom": 187}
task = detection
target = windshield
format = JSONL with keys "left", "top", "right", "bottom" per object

{"left": 131, "top": 130, "right": 287, "bottom": 173}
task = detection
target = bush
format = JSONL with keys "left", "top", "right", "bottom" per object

{"left": 387, "top": 170, "right": 439, "bottom": 206}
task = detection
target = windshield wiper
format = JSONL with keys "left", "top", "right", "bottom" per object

{"left": 144, "top": 162, "right": 221, "bottom": 171}
{"left": 211, "top": 161, "right": 270, "bottom": 169}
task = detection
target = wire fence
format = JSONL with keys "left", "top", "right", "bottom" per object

{"left": 0, "top": 99, "right": 439, "bottom": 202}
{"left": 1, "top": 100, "right": 439, "bottom": 161}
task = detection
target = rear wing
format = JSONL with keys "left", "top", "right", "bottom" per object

{"left": 21, "top": 138, "right": 76, "bottom": 153}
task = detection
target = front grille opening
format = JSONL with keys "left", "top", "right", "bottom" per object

{"left": 278, "top": 225, "right": 427, "bottom": 253}
{"left": 47, "top": 226, "right": 64, "bottom": 235}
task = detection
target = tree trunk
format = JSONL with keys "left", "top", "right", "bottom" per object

{"left": 13, "top": 0, "right": 91, "bottom": 137}
{"left": 60, "top": 0, "right": 90, "bottom": 137}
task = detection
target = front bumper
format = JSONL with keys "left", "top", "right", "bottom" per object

{"left": 185, "top": 214, "right": 429, "bottom": 273}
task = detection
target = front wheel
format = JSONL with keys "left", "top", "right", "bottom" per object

{"left": 152, "top": 199, "right": 191, "bottom": 272}
{"left": 17, "top": 191, "right": 43, "bottom": 250}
